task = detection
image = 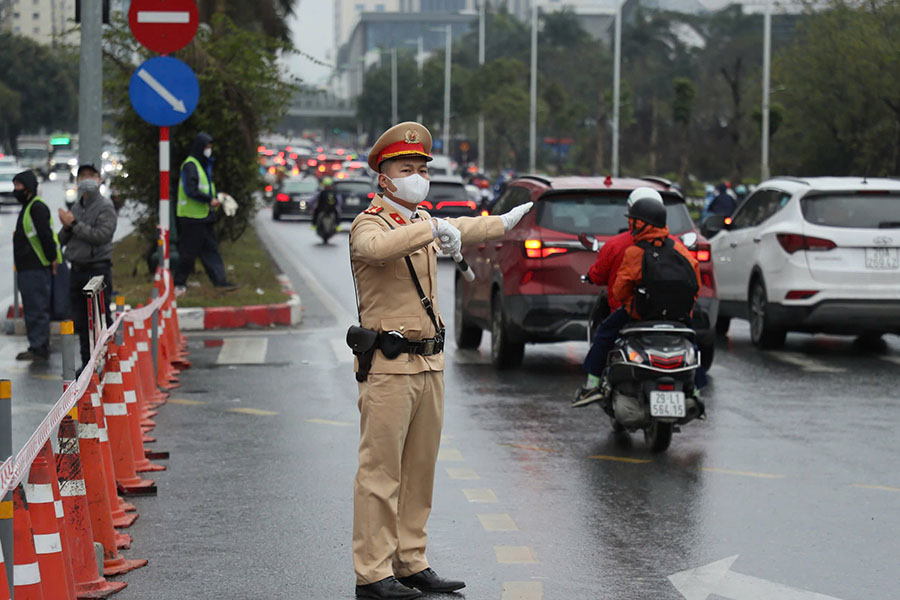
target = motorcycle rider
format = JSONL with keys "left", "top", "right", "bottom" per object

{"left": 312, "top": 176, "right": 342, "bottom": 228}
{"left": 573, "top": 188, "right": 665, "bottom": 407}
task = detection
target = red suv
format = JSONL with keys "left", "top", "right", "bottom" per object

{"left": 455, "top": 176, "right": 718, "bottom": 369}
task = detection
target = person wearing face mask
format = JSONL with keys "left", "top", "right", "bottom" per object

{"left": 11, "top": 169, "right": 62, "bottom": 361}
{"left": 58, "top": 164, "right": 118, "bottom": 368}
{"left": 348, "top": 122, "right": 532, "bottom": 600}
{"left": 174, "top": 132, "right": 237, "bottom": 296}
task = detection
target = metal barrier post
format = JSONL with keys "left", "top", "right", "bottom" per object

{"left": 115, "top": 296, "right": 125, "bottom": 346}
{"left": 62, "top": 321, "right": 77, "bottom": 399}
{"left": 82, "top": 276, "right": 106, "bottom": 371}
{"left": 0, "top": 379, "right": 13, "bottom": 595}
{"left": 12, "top": 267, "right": 19, "bottom": 320}
{"left": 151, "top": 288, "right": 159, "bottom": 379}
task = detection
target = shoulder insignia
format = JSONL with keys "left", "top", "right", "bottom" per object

{"left": 363, "top": 206, "right": 383, "bottom": 215}
{"left": 389, "top": 213, "right": 406, "bottom": 226}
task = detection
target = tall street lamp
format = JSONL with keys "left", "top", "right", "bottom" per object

{"left": 478, "top": 0, "right": 486, "bottom": 172}
{"left": 612, "top": 0, "right": 623, "bottom": 177}
{"left": 430, "top": 25, "right": 453, "bottom": 155}
{"left": 529, "top": 2, "right": 538, "bottom": 173}
{"left": 391, "top": 47, "right": 398, "bottom": 124}
{"left": 761, "top": 0, "right": 772, "bottom": 181}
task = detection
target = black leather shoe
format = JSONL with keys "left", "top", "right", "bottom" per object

{"left": 398, "top": 568, "right": 466, "bottom": 593}
{"left": 356, "top": 576, "right": 423, "bottom": 599}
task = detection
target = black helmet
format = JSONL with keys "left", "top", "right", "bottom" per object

{"left": 626, "top": 197, "right": 667, "bottom": 228}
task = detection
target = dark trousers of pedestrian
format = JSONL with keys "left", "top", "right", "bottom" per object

{"left": 17, "top": 268, "right": 52, "bottom": 357}
{"left": 69, "top": 263, "right": 112, "bottom": 368}
{"left": 583, "top": 307, "right": 631, "bottom": 377}
{"left": 174, "top": 217, "right": 227, "bottom": 287}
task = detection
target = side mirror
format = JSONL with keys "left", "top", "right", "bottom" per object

{"left": 578, "top": 232, "right": 601, "bottom": 252}
{"left": 700, "top": 215, "right": 728, "bottom": 238}
{"left": 680, "top": 231, "right": 698, "bottom": 250}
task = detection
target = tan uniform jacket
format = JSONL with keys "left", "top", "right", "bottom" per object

{"left": 350, "top": 195, "right": 505, "bottom": 374}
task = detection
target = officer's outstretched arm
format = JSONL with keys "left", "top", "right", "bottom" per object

{"left": 445, "top": 215, "right": 506, "bottom": 244}
{"left": 351, "top": 217, "right": 435, "bottom": 264}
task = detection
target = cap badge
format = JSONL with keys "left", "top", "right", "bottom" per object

{"left": 404, "top": 129, "right": 420, "bottom": 144}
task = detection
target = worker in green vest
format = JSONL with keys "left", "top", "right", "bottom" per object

{"left": 12, "top": 169, "right": 61, "bottom": 361}
{"left": 174, "top": 131, "right": 237, "bottom": 296}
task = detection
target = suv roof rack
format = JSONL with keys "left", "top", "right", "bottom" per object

{"left": 517, "top": 174, "right": 552, "bottom": 186}
{"left": 640, "top": 175, "right": 673, "bottom": 188}
{"left": 770, "top": 176, "right": 810, "bottom": 186}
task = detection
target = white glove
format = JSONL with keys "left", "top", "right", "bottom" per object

{"left": 218, "top": 192, "right": 238, "bottom": 217}
{"left": 433, "top": 218, "right": 462, "bottom": 256}
{"left": 501, "top": 201, "right": 534, "bottom": 232}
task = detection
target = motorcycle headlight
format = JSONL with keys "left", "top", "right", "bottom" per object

{"left": 625, "top": 345, "right": 644, "bottom": 364}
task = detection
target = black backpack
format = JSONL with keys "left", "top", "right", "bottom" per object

{"left": 634, "top": 238, "right": 699, "bottom": 321}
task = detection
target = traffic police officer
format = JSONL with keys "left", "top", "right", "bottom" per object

{"left": 349, "top": 122, "right": 532, "bottom": 599}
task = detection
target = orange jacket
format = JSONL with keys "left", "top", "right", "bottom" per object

{"left": 612, "top": 224, "right": 702, "bottom": 319}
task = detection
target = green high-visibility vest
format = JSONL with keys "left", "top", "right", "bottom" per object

{"left": 177, "top": 156, "right": 217, "bottom": 219}
{"left": 23, "top": 196, "right": 63, "bottom": 267}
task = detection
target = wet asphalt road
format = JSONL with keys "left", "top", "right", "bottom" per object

{"left": 9, "top": 206, "right": 898, "bottom": 599}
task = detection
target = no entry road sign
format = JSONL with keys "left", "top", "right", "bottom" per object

{"left": 129, "top": 56, "right": 199, "bottom": 127}
{"left": 128, "top": 0, "right": 199, "bottom": 54}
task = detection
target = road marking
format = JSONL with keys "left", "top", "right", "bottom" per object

{"left": 137, "top": 68, "right": 188, "bottom": 113}
{"left": 330, "top": 338, "right": 354, "bottom": 363}
{"left": 494, "top": 546, "right": 538, "bottom": 564}
{"left": 137, "top": 10, "right": 190, "bottom": 23}
{"left": 478, "top": 513, "right": 519, "bottom": 531}
{"left": 500, "top": 442, "right": 556, "bottom": 453}
{"left": 669, "top": 555, "right": 844, "bottom": 600}
{"left": 305, "top": 418, "right": 355, "bottom": 427}
{"left": 446, "top": 467, "right": 479, "bottom": 480}
{"left": 462, "top": 488, "right": 498, "bottom": 503}
{"left": 167, "top": 398, "right": 208, "bottom": 406}
{"left": 589, "top": 454, "right": 651, "bottom": 464}
{"left": 437, "top": 448, "right": 464, "bottom": 462}
{"left": 701, "top": 467, "right": 785, "bottom": 479}
{"left": 216, "top": 338, "right": 268, "bottom": 364}
{"left": 767, "top": 351, "right": 846, "bottom": 373}
{"left": 502, "top": 581, "right": 543, "bottom": 600}
{"left": 227, "top": 407, "right": 279, "bottom": 416}
{"left": 852, "top": 483, "right": 900, "bottom": 493}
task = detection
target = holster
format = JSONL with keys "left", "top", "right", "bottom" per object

{"left": 346, "top": 325, "right": 378, "bottom": 382}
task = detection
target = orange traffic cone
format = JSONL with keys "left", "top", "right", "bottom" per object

{"left": 76, "top": 391, "right": 148, "bottom": 576}
{"left": 25, "top": 445, "right": 76, "bottom": 600}
{"left": 58, "top": 416, "right": 128, "bottom": 598}
{"left": 12, "top": 486, "right": 43, "bottom": 600}
{"left": 117, "top": 342, "right": 167, "bottom": 470}
{"left": 101, "top": 346, "right": 157, "bottom": 495}
{"left": 128, "top": 315, "right": 168, "bottom": 407}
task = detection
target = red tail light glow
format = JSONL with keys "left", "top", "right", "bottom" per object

{"left": 689, "top": 242, "right": 711, "bottom": 262}
{"left": 777, "top": 233, "right": 837, "bottom": 254}
{"left": 523, "top": 240, "right": 568, "bottom": 259}
{"left": 701, "top": 271, "right": 714, "bottom": 290}
{"left": 785, "top": 290, "right": 818, "bottom": 300}
{"left": 436, "top": 201, "right": 477, "bottom": 211}
{"left": 658, "top": 383, "right": 675, "bottom": 391}
{"left": 419, "top": 201, "right": 433, "bottom": 210}
{"left": 724, "top": 217, "right": 733, "bottom": 226}
{"left": 481, "top": 210, "right": 489, "bottom": 216}
{"left": 264, "top": 185, "right": 273, "bottom": 192}
{"left": 276, "top": 193, "right": 290, "bottom": 202}
{"left": 307, "top": 159, "right": 318, "bottom": 167}
{"left": 367, "top": 192, "right": 376, "bottom": 199}
{"left": 648, "top": 354, "right": 684, "bottom": 369}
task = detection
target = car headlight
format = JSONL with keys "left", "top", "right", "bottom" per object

{"left": 299, "top": 201, "right": 307, "bottom": 209}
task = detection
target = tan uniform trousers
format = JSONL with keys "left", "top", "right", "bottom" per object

{"left": 353, "top": 370, "right": 444, "bottom": 585}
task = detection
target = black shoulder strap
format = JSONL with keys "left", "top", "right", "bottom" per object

{"left": 373, "top": 212, "right": 442, "bottom": 333}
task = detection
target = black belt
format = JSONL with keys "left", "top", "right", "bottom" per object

{"left": 71, "top": 261, "right": 111, "bottom": 273}
{"left": 403, "top": 336, "right": 444, "bottom": 356}
{"left": 380, "top": 330, "right": 445, "bottom": 357}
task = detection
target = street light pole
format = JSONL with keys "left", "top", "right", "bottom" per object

{"left": 612, "top": 0, "right": 622, "bottom": 177}
{"left": 478, "top": 0, "right": 486, "bottom": 172}
{"left": 761, "top": 0, "right": 772, "bottom": 181}
{"left": 78, "top": 0, "right": 102, "bottom": 170}
{"left": 443, "top": 25, "right": 452, "bottom": 156}
{"left": 529, "top": 2, "right": 538, "bottom": 173}
{"left": 391, "top": 47, "right": 398, "bottom": 124}
{"left": 417, "top": 36, "right": 424, "bottom": 123}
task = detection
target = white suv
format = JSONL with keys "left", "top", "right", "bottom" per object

{"left": 703, "top": 177, "right": 900, "bottom": 348}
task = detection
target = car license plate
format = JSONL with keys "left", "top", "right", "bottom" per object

{"left": 865, "top": 247, "right": 899, "bottom": 270}
{"left": 346, "top": 196, "right": 360, "bottom": 206}
{"left": 649, "top": 391, "right": 685, "bottom": 418}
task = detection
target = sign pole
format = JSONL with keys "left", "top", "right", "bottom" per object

{"left": 159, "top": 126, "right": 171, "bottom": 271}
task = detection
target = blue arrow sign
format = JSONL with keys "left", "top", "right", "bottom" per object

{"left": 129, "top": 56, "right": 199, "bottom": 127}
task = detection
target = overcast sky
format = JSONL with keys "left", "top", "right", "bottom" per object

{"left": 283, "top": 1, "right": 335, "bottom": 89}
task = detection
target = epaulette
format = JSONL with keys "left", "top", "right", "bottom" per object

{"left": 363, "top": 206, "right": 384, "bottom": 215}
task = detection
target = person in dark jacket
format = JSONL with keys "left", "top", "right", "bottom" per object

{"left": 58, "top": 164, "right": 118, "bottom": 367}
{"left": 707, "top": 183, "right": 738, "bottom": 217}
{"left": 173, "top": 132, "right": 236, "bottom": 296}
{"left": 12, "top": 170, "right": 61, "bottom": 361}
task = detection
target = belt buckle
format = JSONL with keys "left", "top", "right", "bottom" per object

{"left": 422, "top": 339, "right": 435, "bottom": 355}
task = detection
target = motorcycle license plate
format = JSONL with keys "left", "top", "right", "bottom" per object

{"left": 649, "top": 391, "right": 685, "bottom": 418}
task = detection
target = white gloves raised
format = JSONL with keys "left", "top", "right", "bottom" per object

{"left": 433, "top": 218, "right": 462, "bottom": 256}
{"left": 501, "top": 201, "right": 534, "bottom": 231}
{"left": 218, "top": 193, "right": 238, "bottom": 217}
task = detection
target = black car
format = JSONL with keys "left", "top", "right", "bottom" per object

{"left": 335, "top": 178, "right": 377, "bottom": 220}
{"left": 272, "top": 176, "right": 319, "bottom": 220}
{"left": 421, "top": 175, "right": 478, "bottom": 218}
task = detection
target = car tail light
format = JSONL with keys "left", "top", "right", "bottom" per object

{"left": 436, "top": 201, "right": 477, "bottom": 211}
{"left": 264, "top": 185, "right": 273, "bottom": 192}
{"left": 276, "top": 193, "right": 290, "bottom": 202}
{"left": 336, "top": 149, "right": 345, "bottom": 155}
{"left": 785, "top": 290, "right": 818, "bottom": 300}
{"left": 268, "top": 166, "right": 276, "bottom": 174}
{"left": 289, "top": 152, "right": 298, "bottom": 160}
{"left": 724, "top": 216, "right": 733, "bottom": 226}
{"left": 690, "top": 242, "right": 711, "bottom": 262}
{"left": 367, "top": 192, "right": 375, "bottom": 199}
{"left": 701, "top": 271, "right": 715, "bottom": 290}
{"left": 523, "top": 240, "right": 568, "bottom": 259}
{"left": 307, "top": 159, "right": 318, "bottom": 167}
{"left": 257, "top": 145, "right": 265, "bottom": 153}
{"left": 481, "top": 210, "right": 489, "bottom": 216}
{"left": 318, "top": 165, "right": 326, "bottom": 172}
{"left": 777, "top": 233, "right": 837, "bottom": 254}
{"left": 520, "top": 270, "right": 534, "bottom": 285}
{"left": 419, "top": 201, "right": 433, "bottom": 210}
{"left": 331, "top": 163, "right": 341, "bottom": 170}
{"left": 318, "top": 153, "right": 327, "bottom": 160}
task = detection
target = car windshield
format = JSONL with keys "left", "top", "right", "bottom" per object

{"left": 801, "top": 193, "right": 900, "bottom": 229}
{"left": 536, "top": 193, "right": 694, "bottom": 236}
{"left": 281, "top": 179, "right": 318, "bottom": 194}
{"left": 427, "top": 182, "right": 468, "bottom": 202}
{"left": 334, "top": 181, "right": 372, "bottom": 196}
{"left": 18, "top": 148, "right": 47, "bottom": 159}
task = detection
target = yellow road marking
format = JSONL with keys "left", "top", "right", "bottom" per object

{"left": 589, "top": 455, "right": 651, "bottom": 464}
{"left": 462, "top": 488, "right": 498, "bottom": 503}
{"left": 31, "top": 374, "right": 59, "bottom": 381}
{"left": 305, "top": 418, "right": 355, "bottom": 427}
{"left": 494, "top": 546, "right": 538, "bottom": 564}
{"left": 167, "top": 398, "right": 208, "bottom": 406}
{"left": 437, "top": 448, "right": 464, "bottom": 462}
{"left": 502, "top": 581, "right": 543, "bottom": 600}
{"left": 701, "top": 467, "right": 784, "bottom": 479}
{"left": 478, "top": 513, "right": 518, "bottom": 531}
{"left": 500, "top": 442, "right": 556, "bottom": 453}
{"left": 852, "top": 483, "right": 900, "bottom": 493}
{"left": 227, "top": 407, "right": 279, "bottom": 416}
{"left": 446, "top": 468, "right": 479, "bottom": 480}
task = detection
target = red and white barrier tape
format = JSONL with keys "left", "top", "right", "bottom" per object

{"left": 0, "top": 271, "right": 171, "bottom": 494}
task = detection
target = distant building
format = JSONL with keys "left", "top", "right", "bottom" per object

{"left": 1, "top": 0, "right": 129, "bottom": 45}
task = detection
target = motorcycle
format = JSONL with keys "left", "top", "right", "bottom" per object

{"left": 315, "top": 207, "right": 338, "bottom": 244}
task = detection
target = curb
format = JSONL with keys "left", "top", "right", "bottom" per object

{"left": 176, "top": 274, "right": 302, "bottom": 331}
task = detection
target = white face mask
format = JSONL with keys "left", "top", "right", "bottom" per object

{"left": 383, "top": 173, "right": 430, "bottom": 205}
{"left": 203, "top": 147, "right": 213, "bottom": 158}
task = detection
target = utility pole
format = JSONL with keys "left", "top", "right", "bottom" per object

{"left": 478, "top": 0, "right": 486, "bottom": 172}
{"left": 391, "top": 48, "right": 398, "bottom": 124}
{"left": 761, "top": 0, "right": 772, "bottom": 181}
{"left": 78, "top": 0, "right": 103, "bottom": 170}
{"left": 528, "top": 2, "right": 537, "bottom": 173}
{"left": 442, "top": 25, "right": 452, "bottom": 156}
{"left": 612, "top": 0, "right": 622, "bottom": 177}
{"left": 417, "top": 36, "right": 424, "bottom": 123}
